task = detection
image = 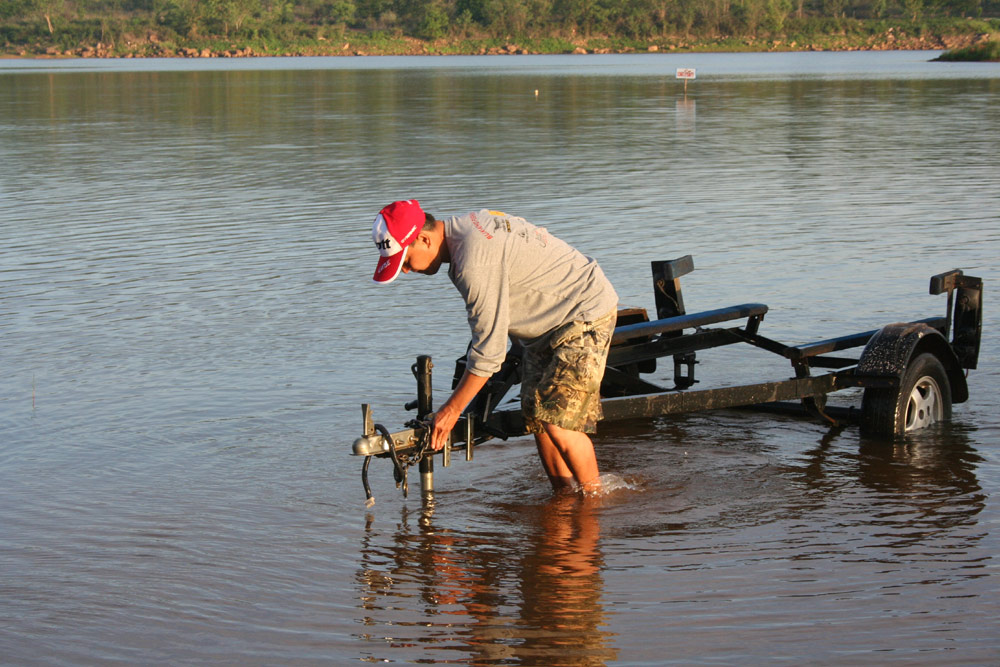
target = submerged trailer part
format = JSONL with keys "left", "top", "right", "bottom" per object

{"left": 352, "top": 258, "right": 983, "bottom": 503}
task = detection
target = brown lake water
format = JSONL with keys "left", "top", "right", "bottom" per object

{"left": 2, "top": 52, "right": 999, "bottom": 664}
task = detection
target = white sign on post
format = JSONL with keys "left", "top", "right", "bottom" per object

{"left": 676, "top": 67, "right": 696, "bottom": 93}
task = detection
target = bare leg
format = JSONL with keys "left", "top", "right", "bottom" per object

{"left": 535, "top": 422, "right": 601, "bottom": 490}
{"left": 534, "top": 430, "right": 576, "bottom": 490}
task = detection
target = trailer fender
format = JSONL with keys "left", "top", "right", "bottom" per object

{"left": 855, "top": 322, "right": 968, "bottom": 404}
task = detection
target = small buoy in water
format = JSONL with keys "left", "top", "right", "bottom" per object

{"left": 534, "top": 89, "right": 539, "bottom": 97}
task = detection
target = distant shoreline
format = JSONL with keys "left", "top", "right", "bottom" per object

{"left": 2, "top": 28, "right": 993, "bottom": 61}
{"left": 0, "top": 43, "right": 979, "bottom": 60}
{"left": 0, "top": 48, "right": 962, "bottom": 61}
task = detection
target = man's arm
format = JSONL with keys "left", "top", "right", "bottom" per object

{"left": 430, "top": 368, "right": 490, "bottom": 451}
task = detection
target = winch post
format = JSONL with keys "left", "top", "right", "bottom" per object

{"left": 420, "top": 453, "right": 434, "bottom": 495}
{"left": 413, "top": 356, "right": 435, "bottom": 496}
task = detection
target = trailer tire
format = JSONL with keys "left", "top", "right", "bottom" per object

{"left": 861, "top": 352, "right": 952, "bottom": 438}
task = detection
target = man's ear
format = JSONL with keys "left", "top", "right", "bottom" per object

{"left": 417, "top": 230, "right": 434, "bottom": 248}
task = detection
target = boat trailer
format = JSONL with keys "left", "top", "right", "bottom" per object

{"left": 352, "top": 256, "right": 982, "bottom": 505}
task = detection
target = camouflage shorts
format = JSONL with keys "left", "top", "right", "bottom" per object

{"left": 521, "top": 310, "right": 617, "bottom": 435}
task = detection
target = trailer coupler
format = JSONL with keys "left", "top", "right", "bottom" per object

{"left": 359, "top": 418, "right": 433, "bottom": 506}
{"left": 357, "top": 355, "right": 443, "bottom": 506}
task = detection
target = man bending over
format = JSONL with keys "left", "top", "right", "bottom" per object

{"left": 371, "top": 200, "right": 618, "bottom": 491}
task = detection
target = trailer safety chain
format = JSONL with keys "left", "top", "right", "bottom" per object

{"left": 362, "top": 420, "right": 434, "bottom": 506}
{"left": 362, "top": 454, "right": 374, "bottom": 507}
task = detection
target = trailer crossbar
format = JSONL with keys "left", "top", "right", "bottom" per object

{"left": 607, "top": 328, "right": 742, "bottom": 368}
{"left": 785, "top": 316, "right": 948, "bottom": 361}
{"left": 610, "top": 303, "right": 768, "bottom": 346}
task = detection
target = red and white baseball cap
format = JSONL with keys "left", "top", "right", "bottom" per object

{"left": 372, "top": 199, "right": 425, "bottom": 284}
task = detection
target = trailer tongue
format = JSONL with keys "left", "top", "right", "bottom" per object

{"left": 352, "top": 256, "right": 982, "bottom": 505}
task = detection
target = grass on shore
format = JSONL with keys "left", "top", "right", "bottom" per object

{"left": 2, "top": 16, "right": 997, "bottom": 58}
{"left": 935, "top": 39, "right": 1000, "bottom": 60}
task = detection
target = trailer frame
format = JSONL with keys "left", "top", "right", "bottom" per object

{"left": 352, "top": 256, "right": 982, "bottom": 504}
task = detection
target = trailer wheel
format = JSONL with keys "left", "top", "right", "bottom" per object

{"left": 861, "top": 353, "right": 952, "bottom": 438}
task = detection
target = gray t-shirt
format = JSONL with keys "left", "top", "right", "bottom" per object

{"left": 445, "top": 209, "right": 619, "bottom": 377}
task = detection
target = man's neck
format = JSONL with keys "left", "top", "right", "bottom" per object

{"left": 434, "top": 219, "right": 451, "bottom": 264}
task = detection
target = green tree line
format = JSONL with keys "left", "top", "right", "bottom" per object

{"left": 2, "top": 0, "right": 997, "bottom": 49}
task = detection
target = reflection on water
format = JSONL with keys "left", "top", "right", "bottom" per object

{"left": 803, "top": 424, "right": 987, "bottom": 549}
{"left": 590, "top": 417, "right": 995, "bottom": 664}
{"left": 352, "top": 417, "right": 995, "bottom": 664}
{"left": 1, "top": 53, "right": 999, "bottom": 663}
{"left": 675, "top": 97, "right": 696, "bottom": 133}
{"left": 518, "top": 497, "right": 613, "bottom": 666}
{"left": 357, "top": 493, "right": 616, "bottom": 665}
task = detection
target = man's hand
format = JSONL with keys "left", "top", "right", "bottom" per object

{"left": 429, "top": 370, "right": 490, "bottom": 451}
{"left": 430, "top": 403, "right": 461, "bottom": 451}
